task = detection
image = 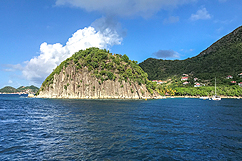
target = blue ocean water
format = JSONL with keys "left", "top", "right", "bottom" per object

{"left": 0, "top": 94, "right": 242, "bottom": 160}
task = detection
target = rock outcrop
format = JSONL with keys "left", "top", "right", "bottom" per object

{"left": 37, "top": 48, "right": 160, "bottom": 99}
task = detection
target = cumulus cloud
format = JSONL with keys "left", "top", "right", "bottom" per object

{"left": 56, "top": 0, "right": 196, "bottom": 18}
{"left": 8, "top": 80, "right": 13, "bottom": 84}
{"left": 7, "top": 18, "right": 123, "bottom": 85}
{"left": 163, "top": 16, "right": 179, "bottom": 24}
{"left": 153, "top": 50, "right": 180, "bottom": 59}
{"left": 190, "top": 7, "right": 211, "bottom": 21}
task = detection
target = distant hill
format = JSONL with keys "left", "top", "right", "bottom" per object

{"left": 0, "top": 85, "right": 39, "bottom": 94}
{"left": 0, "top": 86, "right": 18, "bottom": 93}
{"left": 139, "top": 26, "right": 242, "bottom": 81}
{"left": 17, "top": 85, "right": 39, "bottom": 93}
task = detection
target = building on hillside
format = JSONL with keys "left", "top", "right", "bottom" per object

{"left": 238, "top": 73, "right": 242, "bottom": 78}
{"left": 157, "top": 80, "right": 167, "bottom": 84}
{"left": 152, "top": 80, "right": 167, "bottom": 84}
{"left": 194, "top": 78, "right": 198, "bottom": 81}
{"left": 194, "top": 83, "right": 201, "bottom": 87}
{"left": 183, "top": 81, "right": 189, "bottom": 85}
{"left": 181, "top": 77, "right": 188, "bottom": 81}
{"left": 238, "top": 82, "right": 242, "bottom": 87}
{"left": 226, "top": 75, "right": 233, "bottom": 79}
{"left": 231, "top": 81, "right": 236, "bottom": 84}
{"left": 183, "top": 74, "right": 188, "bottom": 77}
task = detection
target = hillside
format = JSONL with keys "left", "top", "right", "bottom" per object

{"left": 0, "top": 85, "right": 39, "bottom": 94}
{"left": 0, "top": 86, "right": 18, "bottom": 93}
{"left": 37, "top": 47, "right": 160, "bottom": 99}
{"left": 139, "top": 26, "right": 242, "bottom": 81}
{"left": 17, "top": 85, "right": 39, "bottom": 93}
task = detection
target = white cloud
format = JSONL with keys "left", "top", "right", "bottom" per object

{"left": 8, "top": 18, "right": 122, "bottom": 85}
{"left": 56, "top": 0, "right": 196, "bottom": 18}
{"left": 153, "top": 49, "right": 180, "bottom": 59}
{"left": 8, "top": 80, "right": 13, "bottom": 84}
{"left": 190, "top": 7, "right": 211, "bottom": 21}
{"left": 3, "top": 64, "right": 23, "bottom": 72}
{"left": 163, "top": 16, "right": 179, "bottom": 24}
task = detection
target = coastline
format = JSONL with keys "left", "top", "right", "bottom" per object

{"left": 171, "top": 95, "right": 241, "bottom": 99}
{"left": 0, "top": 93, "right": 34, "bottom": 95}
{"left": 29, "top": 94, "right": 241, "bottom": 99}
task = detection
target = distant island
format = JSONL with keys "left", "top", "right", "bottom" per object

{"left": 0, "top": 85, "right": 39, "bottom": 95}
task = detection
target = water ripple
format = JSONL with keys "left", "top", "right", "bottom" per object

{"left": 0, "top": 96, "right": 242, "bottom": 160}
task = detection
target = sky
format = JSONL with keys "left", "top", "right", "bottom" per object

{"left": 0, "top": 0, "right": 241, "bottom": 88}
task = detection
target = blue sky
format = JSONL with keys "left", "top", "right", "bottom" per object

{"left": 0, "top": 0, "right": 241, "bottom": 88}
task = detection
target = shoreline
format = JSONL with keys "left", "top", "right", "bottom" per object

{"left": 29, "top": 95, "right": 241, "bottom": 99}
{"left": 0, "top": 93, "right": 31, "bottom": 95}
{"left": 170, "top": 96, "right": 241, "bottom": 99}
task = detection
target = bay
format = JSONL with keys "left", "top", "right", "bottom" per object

{"left": 0, "top": 94, "right": 242, "bottom": 160}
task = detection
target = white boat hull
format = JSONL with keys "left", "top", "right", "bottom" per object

{"left": 200, "top": 97, "right": 209, "bottom": 100}
{"left": 212, "top": 96, "right": 221, "bottom": 101}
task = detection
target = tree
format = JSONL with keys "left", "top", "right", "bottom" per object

{"left": 122, "top": 54, "right": 129, "bottom": 63}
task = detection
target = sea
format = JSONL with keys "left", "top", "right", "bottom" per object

{"left": 0, "top": 94, "right": 241, "bottom": 161}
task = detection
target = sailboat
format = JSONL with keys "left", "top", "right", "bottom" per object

{"left": 212, "top": 77, "right": 221, "bottom": 100}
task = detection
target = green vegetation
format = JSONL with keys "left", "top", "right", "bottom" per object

{"left": 174, "top": 86, "right": 242, "bottom": 97}
{"left": 131, "top": 88, "right": 134, "bottom": 93}
{"left": 148, "top": 73, "right": 242, "bottom": 97}
{"left": 0, "top": 85, "right": 39, "bottom": 94}
{"left": 139, "top": 26, "right": 242, "bottom": 82}
{"left": 0, "top": 86, "right": 17, "bottom": 93}
{"left": 40, "top": 47, "right": 150, "bottom": 92}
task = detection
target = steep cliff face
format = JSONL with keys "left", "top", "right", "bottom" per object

{"left": 37, "top": 48, "right": 159, "bottom": 99}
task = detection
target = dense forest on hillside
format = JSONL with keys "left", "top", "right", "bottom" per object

{"left": 139, "top": 26, "right": 242, "bottom": 81}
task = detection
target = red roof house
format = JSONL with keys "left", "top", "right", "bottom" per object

{"left": 181, "top": 77, "right": 188, "bottom": 81}
{"left": 183, "top": 81, "right": 189, "bottom": 85}
{"left": 194, "top": 83, "right": 201, "bottom": 87}
{"left": 238, "top": 73, "right": 242, "bottom": 78}
{"left": 226, "top": 75, "right": 233, "bottom": 79}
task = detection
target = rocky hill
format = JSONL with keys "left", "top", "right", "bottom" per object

{"left": 139, "top": 26, "right": 242, "bottom": 81}
{"left": 37, "top": 47, "right": 160, "bottom": 99}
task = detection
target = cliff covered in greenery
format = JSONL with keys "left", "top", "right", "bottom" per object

{"left": 37, "top": 47, "right": 160, "bottom": 99}
{"left": 139, "top": 26, "right": 242, "bottom": 81}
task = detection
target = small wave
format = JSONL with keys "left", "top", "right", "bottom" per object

{"left": 20, "top": 96, "right": 28, "bottom": 98}
{"left": 0, "top": 119, "right": 18, "bottom": 123}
